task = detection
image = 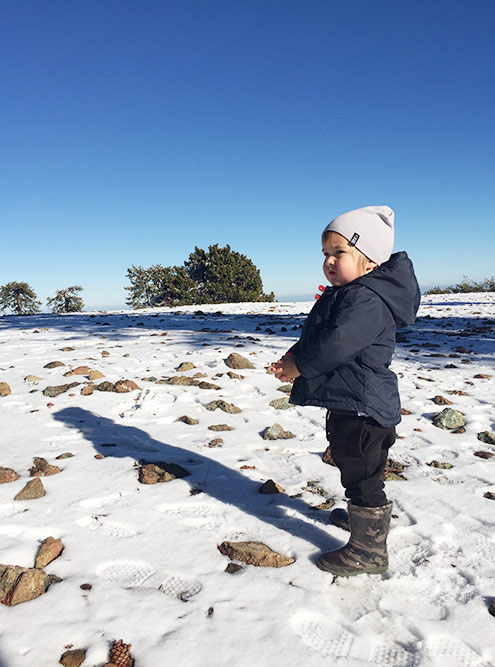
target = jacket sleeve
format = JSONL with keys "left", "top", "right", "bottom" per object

{"left": 294, "top": 287, "right": 393, "bottom": 380}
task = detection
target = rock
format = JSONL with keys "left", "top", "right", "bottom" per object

{"left": 227, "top": 371, "right": 244, "bottom": 380}
{"left": 474, "top": 451, "right": 494, "bottom": 459}
{"left": 0, "top": 382, "right": 11, "bottom": 396}
{"left": 225, "top": 563, "right": 243, "bottom": 574}
{"left": 205, "top": 400, "right": 241, "bottom": 414}
{"left": 489, "top": 600, "right": 495, "bottom": 618}
{"left": 64, "top": 366, "right": 91, "bottom": 376}
{"left": 383, "top": 471, "right": 407, "bottom": 480}
{"left": 43, "top": 361, "right": 65, "bottom": 369}
{"left": 484, "top": 492, "right": 495, "bottom": 500}
{"left": 0, "top": 563, "right": 61, "bottom": 606}
{"left": 426, "top": 460, "right": 454, "bottom": 469}
{"left": 218, "top": 541, "right": 294, "bottom": 568}
{"left": 224, "top": 353, "right": 255, "bottom": 370}
{"left": 206, "top": 438, "right": 223, "bottom": 447}
{"left": 277, "top": 384, "right": 292, "bottom": 394}
{"left": 0, "top": 467, "right": 20, "bottom": 484}
{"left": 447, "top": 389, "right": 468, "bottom": 396}
{"left": 269, "top": 397, "right": 292, "bottom": 410}
{"left": 477, "top": 431, "right": 495, "bottom": 445}
{"left": 432, "top": 408, "right": 466, "bottom": 430}
{"left": 261, "top": 423, "right": 295, "bottom": 440}
{"left": 101, "top": 350, "right": 110, "bottom": 357}
{"left": 43, "top": 382, "right": 81, "bottom": 397}
{"left": 208, "top": 424, "right": 233, "bottom": 431}
{"left": 59, "top": 649, "right": 86, "bottom": 666}
{"left": 431, "top": 395, "right": 453, "bottom": 405}
{"left": 24, "top": 375, "right": 42, "bottom": 383}
{"left": 198, "top": 381, "right": 221, "bottom": 390}
{"left": 177, "top": 415, "right": 198, "bottom": 425}
{"left": 81, "top": 384, "right": 95, "bottom": 396}
{"left": 94, "top": 381, "right": 115, "bottom": 392}
{"left": 114, "top": 379, "right": 140, "bottom": 393}
{"left": 158, "top": 375, "right": 200, "bottom": 386}
{"left": 259, "top": 479, "right": 284, "bottom": 494}
{"left": 88, "top": 370, "right": 105, "bottom": 380}
{"left": 14, "top": 478, "right": 46, "bottom": 500}
{"left": 141, "top": 376, "right": 158, "bottom": 383}
{"left": 176, "top": 362, "right": 195, "bottom": 372}
{"left": 56, "top": 452, "right": 74, "bottom": 459}
{"left": 59, "top": 346, "right": 75, "bottom": 352}
{"left": 35, "top": 537, "right": 64, "bottom": 568}
{"left": 474, "top": 374, "right": 491, "bottom": 379}
{"left": 313, "top": 499, "right": 336, "bottom": 510}
{"left": 138, "top": 462, "right": 190, "bottom": 484}
{"left": 29, "top": 457, "right": 61, "bottom": 477}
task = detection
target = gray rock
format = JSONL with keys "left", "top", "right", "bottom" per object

{"left": 477, "top": 431, "right": 495, "bottom": 445}
{"left": 426, "top": 460, "right": 454, "bottom": 469}
{"left": 208, "top": 424, "right": 234, "bottom": 431}
{"left": 43, "top": 382, "right": 80, "bottom": 397}
{"left": 269, "top": 397, "right": 292, "bottom": 410}
{"left": 0, "top": 563, "right": 61, "bottom": 606}
{"left": 205, "top": 400, "right": 241, "bottom": 414}
{"left": 29, "top": 457, "right": 61, "bottom": 477}
{"left": 432, "top": 408, "right": 466, "bottom": 430}
{"left": 59, "top": 649, "right": 86, "bottom": 666}
{"left": 261, "top": 423, "right": 295, "bottom": 440}
{"left": 55, "top": 452, "right": 74, "bottom": 460}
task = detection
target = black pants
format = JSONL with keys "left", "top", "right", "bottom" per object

{"left": 326, "top": 412, "right": 395, "bottom": 507}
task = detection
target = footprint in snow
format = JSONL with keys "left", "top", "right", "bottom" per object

{"left": 96, "top": 559, "right": 202, "bottom": 600}
{"left": 426, "top": 635, "right": 491, "bottom": 667}
{"left": 76, "top": 515, "right": 141, "bottom": 538}
{"left": 0, "top": 503, "right": 26, "bottom": 518}
{"left": 290, "top": 610, "right": 419, "bottom": 666}
{"left": 79, "top": 492, "right": 130, "bottom": 509}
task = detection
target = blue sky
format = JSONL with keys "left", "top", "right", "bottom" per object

{"left": 2, "top": 0, "right": 494, "bottom": 309}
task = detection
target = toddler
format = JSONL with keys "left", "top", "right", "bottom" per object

{"left": 271, "top": 206, "right": 420, "bottom": 576}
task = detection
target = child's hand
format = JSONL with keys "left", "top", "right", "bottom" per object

{"left": 270, "top": 354, "right": 301, "bottom": 383}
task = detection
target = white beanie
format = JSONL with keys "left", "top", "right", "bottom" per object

{"left": 322, "top": 205, "right": 395, "bottom": 265}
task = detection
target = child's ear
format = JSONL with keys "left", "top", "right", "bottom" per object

{"left": 364, "top": 260, "right": 377, "bottom": 275}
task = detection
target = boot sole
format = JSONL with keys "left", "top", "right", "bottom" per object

{"left": 316, "top": 557, "right": 388, "bottom": 577}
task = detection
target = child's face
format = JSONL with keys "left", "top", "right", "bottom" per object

{"left": 322, "top": 232, "right": 376, "bottom": 287}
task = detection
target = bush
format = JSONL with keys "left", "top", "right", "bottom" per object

{"left": 125, "top": 245, "right": 274, "bottom": 308}
{"left": 0, "top": 282, "right": 41, "bottom": 315}
{"left": 425, "top": 276, "right": 495, "bottom": 295}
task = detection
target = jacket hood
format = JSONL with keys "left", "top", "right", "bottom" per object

{"left": 353, "top": 251, "right": 420, "bottom": 328}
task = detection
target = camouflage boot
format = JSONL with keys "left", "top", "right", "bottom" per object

{"left": 329, "top": 507, "right": 350, "bottom": 532}
{"left": 317, "top": 501, "right": 392, "bottom": 576}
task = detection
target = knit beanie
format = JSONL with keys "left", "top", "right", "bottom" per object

{"left": 322, "top": 205, "right": 395, "bottom": 265}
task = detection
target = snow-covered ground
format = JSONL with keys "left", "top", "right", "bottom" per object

{"left": 1, "top": 293, "right": 494, "bottom": 667}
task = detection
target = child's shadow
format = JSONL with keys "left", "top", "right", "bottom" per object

{"left": 54, "top": 407, "right": 339, "bottom": 552}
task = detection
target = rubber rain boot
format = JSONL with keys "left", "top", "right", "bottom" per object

{"left": 317, "top": 501, "right": 392, "bottom": 576}
{"left": 329, "top": 507, "right": 350, "bottom": 532}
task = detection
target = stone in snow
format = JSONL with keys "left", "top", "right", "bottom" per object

{"left": 43, "top": 382, "right": 81, "bottom": 397}
{"left": 218, "top": 541, "right": 294, "bottom": 568}
{"left": 59, "top": 649, "right": 87, "bottom": 667}
{"left": 29, "top": 457, "right": 61, "bottom": 477}
{"left": 205, "top": 400, "right": 241, "bottom": 414}
{"left": 269, "top": 397, "right": 292, "bottom": 410}
{"left": 259, "top": 479, "right": 284, "bottom": 494}
{"left": 261, "top": 423, "right": 296, "bottom": 440}
{"left": 477, "top": 431, "right": 495, "bottom": 445}
{"left": 224, "top": 353, "right": 255, "bottom": 370}
{"left": 432, "top": 408, "right": 466, "bottom": 430}
{"left": 176, "top": 361, "right": 196, "bottom": 372}
{"left": 43, "top": 361, "right": 65, "bottom": 369}
{"left": 64, "top": 366, "right": 91, "bottom": 376}
{"left": 177, "top": 415, "right": 199, "bottom": 425}
{"left": 14, "top": 478, "right": 46, "bottom": 500}
{"left": 138, "top": 462, "right": 191, "bottom": 484}
{"left": 35, "top": 537, "right": 64, "bottom": 569}
{"left": 0, "top": 563, "right": 61, "bottom": 606}
{"left": 0, "top": 467, "right": 20, "bottom": 484}
{"left": 0, "top": 382, "right": 12, "bottom": 396}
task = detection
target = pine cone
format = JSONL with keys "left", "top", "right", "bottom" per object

{"left": 109, "top": 640, "right": 134, "bottom": 667}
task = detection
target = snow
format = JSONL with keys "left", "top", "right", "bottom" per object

{"left": 0, "top": 293, "right": 494, "bottom": 667}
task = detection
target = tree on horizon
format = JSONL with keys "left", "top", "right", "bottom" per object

{"left": 0, "top": 281, "right": 42, "bottom": 315}
{"left": 47, "top": 285, "right": 84, "bottom": 313}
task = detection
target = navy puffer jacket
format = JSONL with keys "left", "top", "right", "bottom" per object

{"left": 289, "top": 252, "right": 420, "bottom": 427}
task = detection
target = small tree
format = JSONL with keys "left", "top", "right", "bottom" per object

{"left": 184, "top": 244, "right": 274, "bottom": 304}
{"left": 0, "top": 282, "right": 41, "bottom": 315}
{"left": 47, "top": 285, "right": 84, "bottom": 313}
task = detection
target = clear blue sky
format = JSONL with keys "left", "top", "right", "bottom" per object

{"left": 2, "top": 0, "right": 494, "bottom": 309}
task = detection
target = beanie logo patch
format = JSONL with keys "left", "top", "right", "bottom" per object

{"left": 349, "top": 233, "right": 360, "bottom": 246}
